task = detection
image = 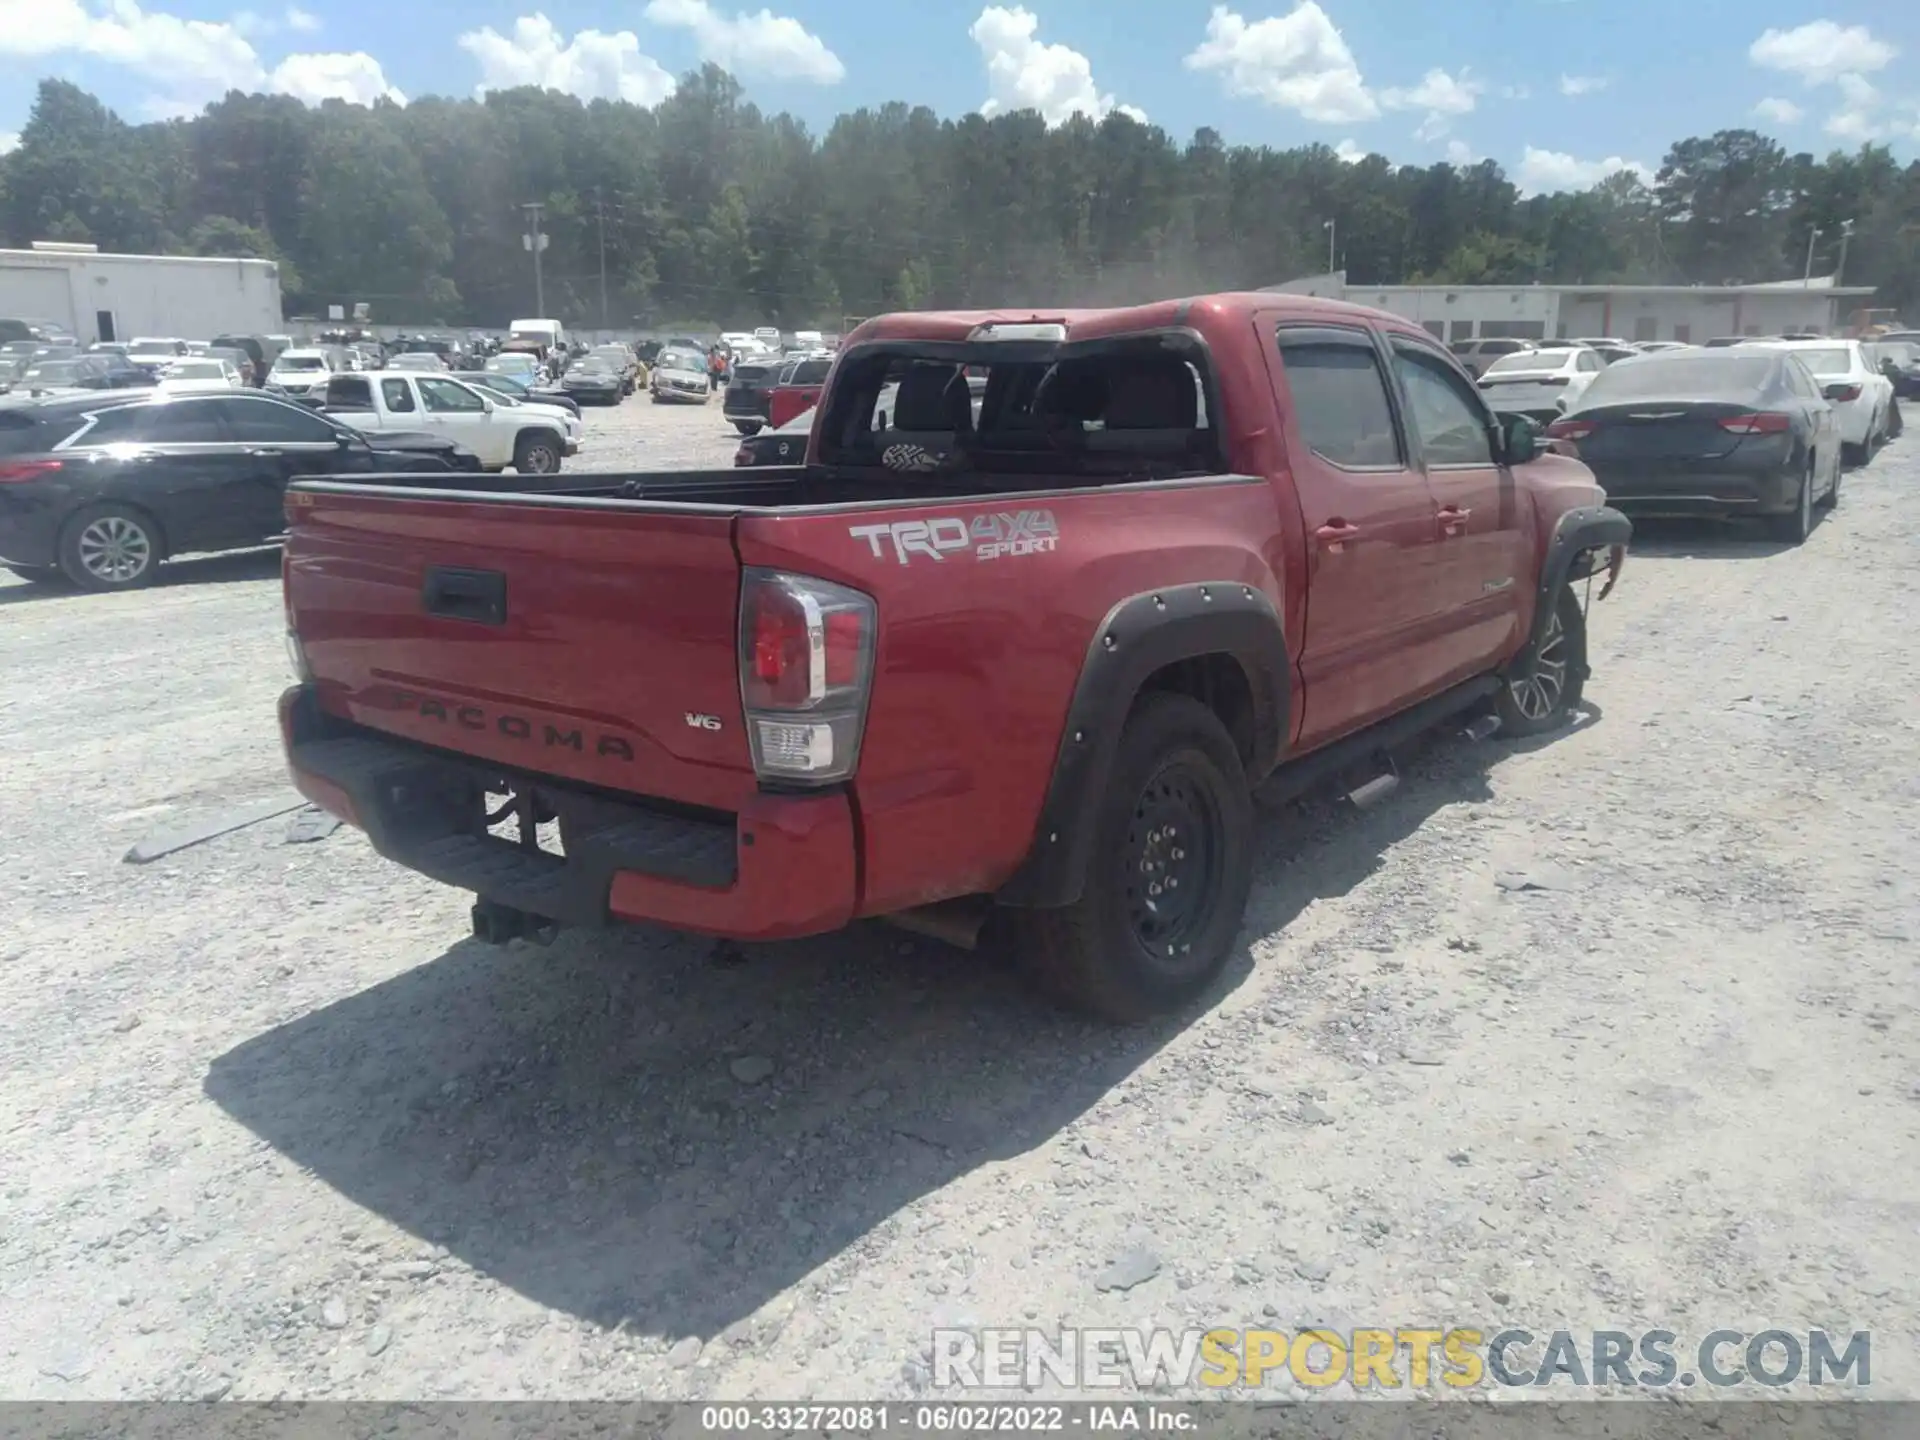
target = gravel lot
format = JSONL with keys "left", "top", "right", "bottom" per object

{"left": 2, "top": 396, "right": 1916, "bottom": 1404}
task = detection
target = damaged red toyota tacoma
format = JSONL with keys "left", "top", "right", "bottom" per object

{"left": 278, "top": 294, "right": 1629, "bottom": 1021}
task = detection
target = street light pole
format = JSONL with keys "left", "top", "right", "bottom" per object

{"left": 521, "top": 201, "right": 548, "bottom": 316}
{"left": 1802, "top": 223, "right": 1822, "bottom": 285}
{"left": 1324, "top": 218, "right": 1337, "bottom": 275}
{"left": 1834, "top": 218, "right": 1856, "bottom": 287}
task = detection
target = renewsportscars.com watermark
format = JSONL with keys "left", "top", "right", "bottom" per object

{"left": 931, "top": 1327, "right": 1872, "bottom": 1391}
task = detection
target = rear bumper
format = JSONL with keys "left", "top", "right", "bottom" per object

{"left": 1591, "top": 463, "right": 1802, "bottom": 518}
{"left": 0, "top": 492, "right": 63, "bottom": 568}
{"left": 724, "top": 389, "right": 771, "bottom": 420}
{"left": 281, "top": 687, "right": 857, "bottom": 941}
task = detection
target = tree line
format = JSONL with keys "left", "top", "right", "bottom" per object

{"left": 2, "top": 71, "right": 1917, "bottom": 330}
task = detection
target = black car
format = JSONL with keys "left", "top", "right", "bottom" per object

{"left": 0, "top": 392, "right": 478, "bottom": 591}
{"left": 1546, "top": 347, "right": 1843, "bottom": 544}
{"left": 561, "top": 357, "right": 624, "bottom": 405}
{"left": 723, "top": 357, "right": 785, "bottom": 434}
{"left": 732, "top": 404, "right": 813, "bottom": 465}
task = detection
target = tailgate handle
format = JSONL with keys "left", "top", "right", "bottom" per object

{"left": 422, "top": 566, "right": 507, "bottom": 626}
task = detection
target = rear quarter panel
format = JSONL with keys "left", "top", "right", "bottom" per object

{"left": 736, "top": 479, "right": 1287, "bottom": 915}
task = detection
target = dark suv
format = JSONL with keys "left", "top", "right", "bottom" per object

{"left": 0, "top": 392, "right": 477, "bottom": 591}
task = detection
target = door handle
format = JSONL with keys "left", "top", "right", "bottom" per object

{"left": 1315, "top": 521, "right": 1361, "bottom": 549}
{"left": 1438, "top": 505, "right": 1471, "bottom": 536}
{"left": 246, "top": 447, "right": 283, "bottom": 457}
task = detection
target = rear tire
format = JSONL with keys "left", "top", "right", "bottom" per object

{"left": 1496, "top": 584, "right": 1587, "bottom": 737}
{"left": 1768, "top": 460, "right": 1814, "bottom": 544}
{"left": 57, "top": 503, "right": 163, "bottom": 591}
{"left": 1816, "top": 451, "right": 1840, "bottom": 509}
{"left": 1006, "top": 693, "right": 1254, "bottom": 1023}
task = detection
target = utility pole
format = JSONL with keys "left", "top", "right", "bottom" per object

{"left": 1324, "top": 218, "right": 1337, "bottom": 275}
{"left": 593, "top": 190, "right": 610, "bottom": 331}
{"left": 1834, "top": 217, "right": 1856, "bottom": 286}
{"left": 520, "top": 201, "right": 549, "bottom": 316}
{"left": 1802, "top": 223, "right": 1822, "bottom": 286}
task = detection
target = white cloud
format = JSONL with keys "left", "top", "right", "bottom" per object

{"left": 1333, "top": 137, "right": 1365, "bottom": 163}
{"left": 968, "top": 6, "right": 1144, "bottom": 127}
{"left": 1749, "top": 20, "right": 1895, "bottom": 85}
{"left": 1445, "top": 138, "right": 1476, "bottom": 165}
{"left": 1557, "top": 73, "right": 1606, "bottom": 97}
{"left": 1501, "top": 83, "right": 1531, "bottom": 100}
{"left": 1753, "top": 96, "right": 1804, "bottom": 125}
{"left": 270, "top": 50, "right": 402, "bottom": 105}
{"left": 0, "top": 129, "right": 18, "bottom": 154}
{"left": 1824, "top": 72, "right": 1884, "bottom": 141}
{"left": 643, "top": 0, "right": 843, "bottom": 84}
{"left": 234, "top": 4, "right": 318, "bottom": 37}
{"left": 458, "top": 13, "right": 676, "bottom": 105}
{"left": 1516, "top": 145, "right": 1649, "bottom": 195}
{"left": 1184, "top": 2, "right": 1378, "bottom": 124}
{"left": 1380, "top": 66, "right": 1481, "bottom": 139}
{"left": 0, "top": 0, "right": 399, "bottom": 113}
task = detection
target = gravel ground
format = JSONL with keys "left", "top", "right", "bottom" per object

{"left": 1, "top": 397, "right": 1916, "bottom": 1405}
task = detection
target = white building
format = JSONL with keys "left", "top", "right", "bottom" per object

{"left": 1263, "top": 272, "right": 1878, "bottom": 345}
{"left": 0, "top": 242, "right": 284, "bottom": 343}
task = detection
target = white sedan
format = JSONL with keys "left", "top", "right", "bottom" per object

{"left": 156, "top": 358, "right": 243, "bottom": 395}
{"left": 1474, "top": 345, "right": 1606, "bottom": 422}
{"left": 1747, "top": 339, "right": 1895, "bottom": 461}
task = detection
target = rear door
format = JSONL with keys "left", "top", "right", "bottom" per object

{"left": 1386, "top": 336, "right": 1529, "bottom": 678}
{"left": 1262, "top": 319, "right": 1449, "bottom": 747}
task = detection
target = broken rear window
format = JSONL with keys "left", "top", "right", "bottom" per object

{"left": 814, "top": 338, "right": 1222, "bottom": 481}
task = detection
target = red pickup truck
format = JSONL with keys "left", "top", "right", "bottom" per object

{"left": 278, "top": 294, "right": 1629, "bottom": 1021}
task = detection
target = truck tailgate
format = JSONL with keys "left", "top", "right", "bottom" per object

{"left": 285, "top": 485, "right": 755, "bottom": 812}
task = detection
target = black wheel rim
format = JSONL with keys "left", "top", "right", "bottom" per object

{"left": 1123, "top": 758, "right": 1222, "bottom": 967}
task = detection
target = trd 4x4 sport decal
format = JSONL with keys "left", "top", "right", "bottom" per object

{"left": 849, "top": 510, "right": 1060, "bottom": 566}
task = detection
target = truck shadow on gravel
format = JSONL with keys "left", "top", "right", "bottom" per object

{"left": 201, "top": 715, "right": 1580, "bottom": 1343}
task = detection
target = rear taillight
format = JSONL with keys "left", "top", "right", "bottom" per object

{"left": 1825, "top": 384, "right": 1862, "bottom": 403}
{"left": 1545, "top": 419, "right": 1595, "bottom": 441}
{"left": 733, "top": 445, "right": 752, "bottom": 467}
{"left": 1716, "top": 412, "right": 1792, "bottom": 434}
{"left": 738, "top": 568, "right": 876, "bottom": 785}
{"left": 0, "top": 459, "right": 62, "bottom": 483}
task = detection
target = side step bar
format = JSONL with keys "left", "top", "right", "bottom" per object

{"left": 1256, "top": 676, "right": 1501, "bottom": 808}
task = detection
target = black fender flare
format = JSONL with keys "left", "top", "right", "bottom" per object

{"left": 995, "top": 582, "right": 1290, "bottom": 910}
{"left": 1514, "top": 504, "right": 1631, "bottom": 674}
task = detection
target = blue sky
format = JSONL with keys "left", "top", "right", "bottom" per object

{"left": 3, "top": 0, "right": 1918, "bottom": 191}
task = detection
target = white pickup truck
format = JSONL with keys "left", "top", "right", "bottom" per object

{"left": 321, "top": 372, "right": 580, "bottom": 473}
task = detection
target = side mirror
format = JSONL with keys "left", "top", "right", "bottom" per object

{"left": 481, "top": 398, "right": 495, "bottom": 415}
{"left": 1502, "top": 413, "right": 1544, "bottom": 465}
{"left": 334, "top": 432, "right": 353, "bottom": 449}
